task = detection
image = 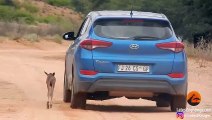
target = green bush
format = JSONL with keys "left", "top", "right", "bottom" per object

{"left": 47, "top": 0, "right": 71, "bottom": 7}
{"left": 0, "top": 5, "right": 74, "bottom": 27}
{"left": 38, "top": 15, "right": 72, "bottom": 27}
{"left": 38, "top": 15, "right": 62, "bottom": 24}
{"left": 0, "top": 0, "right": 14, "bottom": 6}
{"left": 14, "top": 10, "right": 35, "bottom": 24}
{"left": 0, "top": 5, "right": 14, "bottom": 20}
{"left": 0, "top": 5, "right": 35, "bottom": 24}
{"left": 0, "top": 1, "right": 79, "bottom": 40}
{"left": 22, "top": 3, "right": 39, "bottom": 13}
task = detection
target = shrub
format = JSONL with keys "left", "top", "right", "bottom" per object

{"left": 45, "top": 34, "right": 62, "bottom": 44}
{"left": 47, "top": 0, "right": 71, "bottom": 7}
{"left": 38, "top": 15, "right": 62, "bottom": 24}
{"left": 0, "top": 5, "right": 35, "bottom": 24}
{"left": 52, "top": 34, "right": 62, "bottom": 44}
{"left": 22, "top": 3, "right": 39, "bottom": 13}
{"left": 23, "top": 33, "right": 39, "bottom": 42}
{"left": 0, "top": 0, "right": 14, "bottom": 6}
{"left": 37, "top": 15, "right": 75, "bottom": 34}
{"left": 0, "top": 0, "right": 80, "bottom": 43}
{"left": 185, "top": 40, "right": 212, "bottom": 67}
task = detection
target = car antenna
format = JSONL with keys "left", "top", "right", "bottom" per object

{"left": 130, "top": 0, "right": 135, "bottom": 18}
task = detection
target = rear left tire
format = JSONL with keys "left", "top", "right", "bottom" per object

{"left": 63, "top": 72, "right": 71, "bottom": 102}
{"left": 70, "top": 82, "right": 86, "bottom": 109}
{"left": 70, "top": 68, "right": 86, "bottom": 109}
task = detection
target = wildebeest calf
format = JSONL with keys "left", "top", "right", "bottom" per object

{"left": 44, "top": 71, "right": 56, "bottom": 109}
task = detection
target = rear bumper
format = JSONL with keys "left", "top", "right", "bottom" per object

{"left": 75, "top": 78, "right": 187, "bottom": 96}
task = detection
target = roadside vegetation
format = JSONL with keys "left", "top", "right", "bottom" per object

{"left": 185, "top": 40, "right": 212, "bottom": 66}
{"left": 46, "top": 0, "right": 71, "bottom": 7}
{"left": 0, "top": 0, "right": 211, "bottom": 62}
{"left": 0, "top": 0, "right": 81, "bottom": 43}
{"left": 1, "top": 0, "right": 211, "bottom": 42}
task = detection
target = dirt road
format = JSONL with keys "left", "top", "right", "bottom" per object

{"left": 0, "top": 40, "right": 212, "bottom": 120}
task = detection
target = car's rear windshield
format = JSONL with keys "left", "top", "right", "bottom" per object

{"left": 93, "top": 18, "right": 173, "bottom": 40}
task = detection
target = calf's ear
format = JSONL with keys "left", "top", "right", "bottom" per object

{"left": 44, "top": 71, "right": 48, "bottom": 75}
{"left": 52, "top": 72, "right": 55, "bottom": 76}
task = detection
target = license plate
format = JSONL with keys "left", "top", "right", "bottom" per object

{"left": 117, "top": 64, "right": 150, "bottom": 72}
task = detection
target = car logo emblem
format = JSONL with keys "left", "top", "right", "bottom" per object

{"left": 129, "top": 44, "right": 139, "bottom": 49}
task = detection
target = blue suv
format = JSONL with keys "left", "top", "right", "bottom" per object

{"left": 63, "top": 11, "right": 187, "bottom": 112}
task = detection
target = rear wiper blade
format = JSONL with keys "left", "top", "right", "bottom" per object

{"left": 130, "top": 36, "right": 160, "bottom": 40}
{"left": 110, "top": 36, "right": 160, "bottom": 40}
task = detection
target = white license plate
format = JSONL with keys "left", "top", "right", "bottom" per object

{"left": 117, "top": 64, "right": 150, "bottom": 72}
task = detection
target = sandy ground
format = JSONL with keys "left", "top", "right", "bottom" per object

{"left": 0, "top": 40, "right": 212, "bottom": 120}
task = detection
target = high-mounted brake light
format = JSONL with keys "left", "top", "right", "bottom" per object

{"left": 80, "top": 70, "right": 98, "bottom": 76}
{"left": 168, "top": 73, "right": 184, "bottom": 78}
{"left": 156, "top": 42, "right": 184, "bottom": 52}
{"left": 80, "top": 39, "right": 112, "bottom": 50}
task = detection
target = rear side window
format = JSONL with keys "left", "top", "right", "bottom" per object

{"left": 93, "top": 18, "right": 173, "bottom": 40}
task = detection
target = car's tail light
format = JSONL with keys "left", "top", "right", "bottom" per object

{"left": 156, "top": 42, "right": 184, "bottom": 52}
{"left": 80, "top": 39, "right": 112, "bottom": 50}
{"left": 168, "top": 73, "right": 184, "bottom": 78}
{"left": 80, "top": 70, "right": 98, "bottom": 75}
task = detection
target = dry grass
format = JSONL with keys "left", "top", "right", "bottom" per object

{"left": 0, "top": 22, "right": 68, "bottom": 43}
{"left": 44, "top": 34, "right": 63, "bottom": 44}
{"left": 23, "top": 33, "right": 39, "bottom": 42}
{"left": 0, "top": 22, "right": 69, "bottom": 36}
{"left": 185, "top": 39, "right": 212, "bottom": 67}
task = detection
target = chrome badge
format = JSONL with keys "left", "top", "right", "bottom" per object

{"left": 129, "top": 44, "right": 139, "bottom": 49}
